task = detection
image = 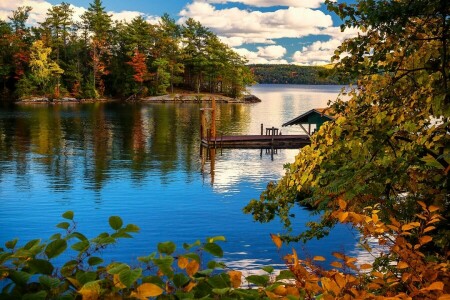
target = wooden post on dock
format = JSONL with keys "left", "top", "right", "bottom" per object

{"left": 200, "top": 109, "right": 207, "bottom": 140}
{"left": 211, "top": 97, "right": 216, "bottom": 140}
{"left": 261, "top": 123, "right": 263, "bottom": 135}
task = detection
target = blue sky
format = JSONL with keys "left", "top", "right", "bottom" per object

{"left": 0, "top": 0, "right": 358, "bottom": 65}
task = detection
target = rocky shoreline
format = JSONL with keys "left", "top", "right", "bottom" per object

{"left": 17, "top": 93, "right": 262, "bottom": 104}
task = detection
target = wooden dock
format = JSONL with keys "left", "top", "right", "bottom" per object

{"left": 201, "top": 134, "right": 310, "bottom": 149}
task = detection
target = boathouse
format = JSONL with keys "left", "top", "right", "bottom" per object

{"left": 282, "top": 108, "right": 335, "bottom": 136}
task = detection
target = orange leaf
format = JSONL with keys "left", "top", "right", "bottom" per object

{"left": 285, "top": 286, "right": 300, "bottom": 296}
{"left": 332, "top": 252, "right": 345, "bottom": 260}
{"left": 372, "top": 213, "right": 379, "bottom": 223}
{"left": 270, "top": 234, "right": 283, "bottom": 249}
{"left": 178, "top": 256, "right": 188, "bottom": 269}
{"left": 397, "top": 261, "right": 409, "bottom": 269}
{"left": 359, "top": 263, "right": 372, "bottom": 270}
{"left": 419, "top": 236, "right": 432, "bottom": 245}
{"left": 228, "top": 270, "right": 242, "bottom": 288}
{"left": 339, "top": 212, "right": 349, "bottom": 223}
{"left": 423, "top": 281, "right": 444, "bottom": 291}
{"left": 313, "top": 256, "right": 326, "bottom": 261}
{"left": 423, "top": 226, "right": 436, "bottom": 233}
{"left": 402, "top": 222, "right": 420, "bottom": 231}
{"left": 186, "top": 260, "right": 199, "bottom": 277}
{"left": 135, "top": 283, "right": 164, "bottom": 298}
{"left": 438, "top": 294, "right": 450, "bottom": 300}
{"left": 338, "top": 198, "right": 347, "bottom": 210}
{"left": 417, "top": 201, "right": 427, "bottom": 210}
{"left": 428, "top": 205, "right": 440, "bottom": 212}
{"left": 273, "top": 285, "right": 287, "bottom": 296}
{"left": 183, "top": 281, "right": 197, "bottom": 292}
{"left": 331, "top": 261, "right": 343, "bottom": 268}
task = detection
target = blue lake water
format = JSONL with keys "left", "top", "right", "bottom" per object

{"left": 0, "top": 84, "right": 360, "bottom": 270}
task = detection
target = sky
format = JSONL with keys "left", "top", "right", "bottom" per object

{"left": 0, "top": 0, "right": 358, "bottom": 65}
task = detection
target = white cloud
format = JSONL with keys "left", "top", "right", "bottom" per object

{"left": 179, "top": 2, "right": 333, "bottom": 45}
{"left": 257, "top": 45, "right": 286, "bottom": 59}
{"left": 234, "top": 48, "right": 288, "bottom": 64}
{"left": 292, "top": 38, "right": 342, "bottom": 65}
{"left": 0, "top": 0, "right": 157, "bottom": 27}
{"left": 196, "top": 0, "right": 324, "bottom": 8}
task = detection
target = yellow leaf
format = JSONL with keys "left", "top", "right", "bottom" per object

{"left": 313, "top": 256, "right": 326, "bottom": 261}
{"left": 419, "top": 235, "right": 432, "bottom": 245}
{"left": 228, "top": 270, "right": 242, "bottom": 288}
{"left": 372, "top": 213, "right": 379, "bottom": 223}
{"left": 186, "top": 260, "right": 199, "bottom": 277}
{"left": 178, "top": 256, "right": 188, "bottom": 269}
{"left": 113, "top": 274, "right": 126, "bottom": 289}
{"left": 423, "top": 281, "right": 444, "bottom": 291}
{"left": 339, "top": 212, "right": 349, "bottom": 223}
{"left": 80, "top": 289, "right": 98, "bottom": 300}
{"left": 397, "top": 261, "right": 409, "bottom": 269}
{"left": 134, "top": 283, "right": 164, "bottom": 298}
{"left": 270, "top": 234, "right": 283, "bottom": 249}
{"left": 273, "top": 285, "right": 287, "bottom": 296}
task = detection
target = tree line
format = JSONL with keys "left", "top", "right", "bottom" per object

{"left": 0, "top": 0, "right": 254, "bottom": 101}
{"left": 249, "top": 64, "right": 345, "bottom": 85}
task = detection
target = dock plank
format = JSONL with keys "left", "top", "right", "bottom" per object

{"left": 201, "top": 134, "right": 310, "bottom": 149}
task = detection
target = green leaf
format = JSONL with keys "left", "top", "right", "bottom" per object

{"left": 56, "top": 222, "right": 70, "bottom": 230}
{"left": 207, "top": 273, "right": 230, "bottom": 288}
{"left": 124, "top": 224, "right": 140, "bottom": 233}
{"left": 183, "top": 253, "right": 200, "bottom": 263}
{"left": 183, "top": 240, "right": 201, "bottom": 250}
{"left": 276, "top": 270, "right": 295, "bottom": 280}
{"left": 109, "top": 216, "right": 123, "bottom": 230}
{"left": 173, "top": 273, "right": 190, "bottom": 288}
{"left": 88, "top": 256, "right": 104, "bottom": 266}
{"left": 107, "top": 263, "right": 130, "bottom": 275}
{"left": 206, "top": 236, "right": 226, "bottom": 243}
{"left": 118, "top": 268, "right": 142, "bottom": 288}
{"left": 23, "top": 239, "right": 41, "bottom": 250}
{"left": 262, "top": 266, "right": 274, "bottom": 274}
{"left": 153, "top": 257, "right": 174, "bottom": 278}
{"left": 67, "top": 232, "right": 88, "bottom": 241}
{"left": 246, "top": 275, "right": 269, "bottom": 286}
{"left": 71, "top": 240, "right": 90, "bottom": 252}
{"left": 10, "top": 270, "right": 31, "bottom": 286}
{"left": 45, "top": 239, "right": 67, "bottom": 259}
{"left": 212, "top": 288, "right": 230, "bottom": 295}
{"left": 203, "top": 243, "right": 223, "bottom": 257}
{"left": 157, "top": 241, "right": 176, "bottom": 255}
{"left": 76, "top": 271, "right": 98, "bottom": 285}
{"left": 111, "top": 231, "right": 132, "bottom": 239}
{"left": 5, "top": 239, "right": 18, "bottom": 249}
{"left": 27, "top": 259, "right": 54, "bottom": 275}
{"left": 39, "top": 275, "right": 60, "bottom": 288}
{"left": 207, "top": 260, "right": 226, "bottom": 269}
{"left": 62, "top": 211, "right": 74, "bottom": 220}
{"left": 22, "top": 290, "right": 47, "bottom": 300}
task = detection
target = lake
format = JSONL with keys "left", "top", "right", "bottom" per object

{"left": 0, "top": 84, "right": 360, "bottom": 271}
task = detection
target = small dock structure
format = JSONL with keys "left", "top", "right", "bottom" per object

{"left": 200, "top": 100, "right": 334, "bottom": 149}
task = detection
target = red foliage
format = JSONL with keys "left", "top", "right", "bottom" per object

{"left": 127, "top": 49, "right": 148, "bottom": 84}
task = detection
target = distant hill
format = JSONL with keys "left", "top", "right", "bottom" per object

{"left": 248, "top": 64, "right": 345, "bottom": 85}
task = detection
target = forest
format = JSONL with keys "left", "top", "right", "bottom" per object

{"left": 0, "top": 0, "right": 254, "bottom": 101}
{"left": 249, "top": 64, "right": 343, "bottom": 85}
